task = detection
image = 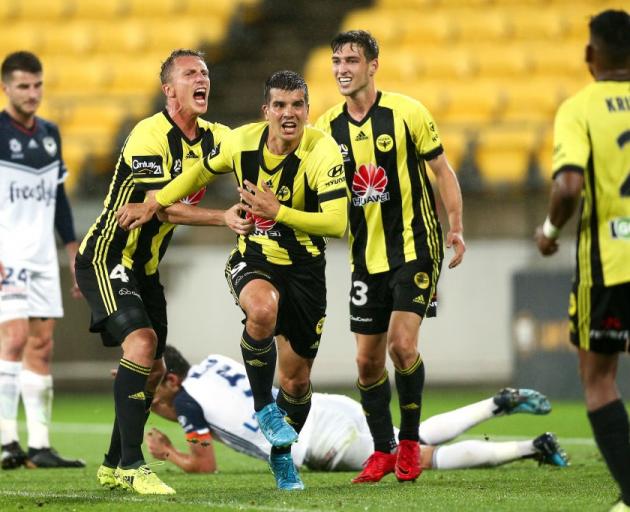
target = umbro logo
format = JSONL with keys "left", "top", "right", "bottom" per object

{"left": 246, "top": 359, "right": 266, "bottom": 367}
{"left": 185, "top": 150, "right": 197, "bottom": 159}
{"left": 354, "top": 131, "right": 369, "bottom": 142}
{"left": 401, "top": 402, "right": 420, "bottom": 410}
{"left": 128, "top": 391, "right": 146, "bottom": 401}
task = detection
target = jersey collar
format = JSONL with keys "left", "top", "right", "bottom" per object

{"left": 161, "top": 109, "right": 205, "bottom": 146}
{"left": 257, "top": 125, "right": 298, "bottom": 175}
{"left": 342, "top": 91, "right": 382, "bottom": 126}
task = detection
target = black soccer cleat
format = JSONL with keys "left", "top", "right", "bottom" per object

{"left": 1, "top": 441, "right": 29, "bottom": 470}
{"left": 532, "top": 432, "right": 569, "bottom": 467}
{"left": 28, "top": 447, "right": 86, "bottom": 468}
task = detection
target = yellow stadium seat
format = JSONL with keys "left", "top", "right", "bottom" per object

{"left": 181, "top": 0, "right": 241, "bottom": 19}
{"left": 439, "top": 83, "right": 502, "bottom": 125}
{"left": 411, "top": 47, "right": 474, "bottom": 79}
{"left": 498, "top": 82, "right": 563, "bottom": 124}
{"left": 69, "top": 0, "right": 125, "bottom": 19}
{"left": 439, "top": 127, "right": 470, "bottom": 171}
{"left": 39, "top": 23, "right": 95, "bottom": 55}
{"left": 536, "top": 128, "right": 555, "bottom": 180}
{"left": 342, "top": 9, "right": 402, "bottom": 45}
{"left": 304, "top": 47, "right": 333, "bottom": 84}
{"left": 473, "top": 45, "right": 531, "bottom": 78}
{"left": 451, "top": 10, "right": 510, "bottom": 42}
{"left": 142, "top": 19, "right": 227, "bottom": 51}
{"left": 91, "top": 21, "right": 148, "bottom": 54}
{"left": 398, "top": 13, "right": 454, "bottom": 45}
{"left": 529, "top": 43, "right": 589, "bottom": 78}
{"left": 14, "top": 0, "right": 72, "bottom": 20}
{"left": 0, "top": 1, "right": 18, "bottom": 20}
{"left": 45, "top": 59, "right": 111, "bottom": 97}
{"left": 125, "top": 0, "right": 178, "bottom": 17}
{"left": 108, "top": 60, "right": 161, "bottom": 95}
{"left": 475, "top": 126, "right": 538, "bottom": 185}
{"left": 0, "top": 25, "right": 40, "bottom": 55}
{"left": 507, "top": 9, "right": 567, "bottom": 40}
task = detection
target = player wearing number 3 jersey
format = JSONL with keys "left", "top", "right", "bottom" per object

{"left": 534, "top": 10, "right": 630, "bottom": 510}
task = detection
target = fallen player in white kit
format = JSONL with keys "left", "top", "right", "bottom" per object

{"left": 98, "top": 345, "right": 568, "bottom": 486}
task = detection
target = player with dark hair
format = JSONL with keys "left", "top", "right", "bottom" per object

{"left": 142, "top": 346, "right": 567, "bottom": 476}
{"left": 0, "top": 51, "right": 84, "bottom": 469}
{"left": 116, "top": 70, "right": 348, "bottom": 490}
{"left": 534, "top": 9, "right": 630, "bottom": 511}
{"left": 315, "top": 30, "right": 465, "bottom": 483}
{"left": 76, "top": 48, "right": 247, "bottom": 494}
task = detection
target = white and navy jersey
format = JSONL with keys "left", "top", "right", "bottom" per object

{"left": 0, "top": 111, "right": 66, "bottom": 269}
{"left": 179, "top": 354, "right": 308, "bottom": 465}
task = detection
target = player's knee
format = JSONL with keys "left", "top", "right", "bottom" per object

{"left": 24, "top": 335, "right": 54, "bottom": 366}
{"left": 356, "top": 353, "right": 385, "bottom": 381}
{"left": 245, "top": 303, "right": 277, "bottom": 336}
{"left": 387, "top": 336, "right": 417, "bottom": 363}
{"left": 279, "top": 375, "right": 310, "bottom": 397}
{"left": 0, "top": 327, "right": 28, "bottom": 359}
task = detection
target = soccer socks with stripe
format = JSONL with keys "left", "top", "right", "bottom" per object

{"left": 0, "top": 360, "right": 21, "bottom": 445}
{"left": 433, "top": 440, "right": 535, "bottom": 470}
{"left": 588, "top": 399, "right": 630, "bottom": 505}
{"left": 358, "top": 371, "right": 397, "bottom": 453}
{"left": 272, "top": 385, "right": 313, "bottom": 456}
{"left": 240, "top": 330, "right": 276, "bottom": 412}
{"left": 418, "top": 398, "right": 496, "bottom": 445}
{"left": 113, "top": 358, "right": 150, "bottom": 468}
{"left": 19, "top": 369, "right": 52, "bottom": 449}
{"left": 395, "top": 355, "right": 425, "bottom": 442}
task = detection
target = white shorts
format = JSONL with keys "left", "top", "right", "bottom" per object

{"left": 0, "top": 262, "right": 63, "bottom": 323}
{"left": 301, "top": 393, "right": 373, "bottom": 471}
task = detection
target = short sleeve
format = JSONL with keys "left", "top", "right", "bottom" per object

{"left": 552, "top": 97, "right": 589, "bottom": 177}
{"left": 407, "top": 101, "right": 443, "bottom": 160}
{"left": 173, "top": 388, "right": 212, "bottom": 443}
{"left": 123, "top": 124, "right": 171, "bottom": 191}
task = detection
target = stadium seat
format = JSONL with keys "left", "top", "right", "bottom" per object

{"left": 0, "top": 25, "right": 40, "bottom": 55}
{"left": 439, "top": 83, "right": 503, "bottom": 125}
{"left": 38, "top": 23, "right": 95, "bottom": 55}
{"left": 69, "top": 0, "right": 125, "bottom": 19}
{"left": 474, "top": 127, "right": 538, "bottom": 185}
{"left": 498, "top": 82, "right": 562, "bottom": 124}
{"left": 536, "top": 128, "right": 555, "bottom": 180}
{"left": 341, "top": 9, "right": 402, "bottom": 45}
{"left": 439, "top": 127, "right": 470, "bottom": 172}
{"left": 125, "top": 0, "right": 178, "bottom": 17}
{"left": 91, "top": 21, "right": 148, "bottom": 55}
{"left": 14, "top": 0, "right": 71, "bottom": 21}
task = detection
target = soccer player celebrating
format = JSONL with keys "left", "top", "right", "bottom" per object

{"left": 314, "top": 31, "right": 465, "bottom": 483}
{"left": 76, "top": 49, "right": 246, "bottom": 495}
{"left": 117, "top": 70, "right": 348, "bottom": 490}
{"left": 143, "top": 346, "right": 568, "bottom": 475}
{"left": 534, "top": 10, "right": 630, "bottom": 511}
{"left": 0, "top": 51, "right": 84, "bottom": 469}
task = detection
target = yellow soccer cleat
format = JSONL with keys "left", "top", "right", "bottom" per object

{"left": 114, "top": 465, "right": 176, "bottom": 495}
{"left": 96, "top": 464, "right": 118, "bottom": 489}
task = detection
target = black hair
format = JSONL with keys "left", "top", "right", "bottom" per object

{"left": 1, "top": 51, "right": 42, "bottom": 83}
{"left": 331, "top": 30, "right": 379, "bottom": 61}
{"left": 163, "top": 345, "right": 191, "bottom": 378}
{"left": 589, "top": 10, "right": 630, "bottom": 66}
{"left": 263, "top": 70, "right": 309, "bottom": 104}
{"left": 160, "top": 49, "right": 206, "bottom": 84}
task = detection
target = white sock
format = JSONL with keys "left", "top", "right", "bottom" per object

{"left": 0, "top": 360, "right": 22, "bottom": 445}
{"left": 419, "top": 398, "right": 496, "bottom": 445}
{"left": 19, "top": 369, "right": 52, "bottom": 449}
{"left": 433, "top": 440, "right": 535, "bottom": 469}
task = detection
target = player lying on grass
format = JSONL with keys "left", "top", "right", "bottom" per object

{"left": 99, "top": 346, "right": 567, "bottom": 486}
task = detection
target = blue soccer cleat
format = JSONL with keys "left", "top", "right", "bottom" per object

{"left": 533, "top": 432, "right": 569, "bottom": 467}
{"left": 493, "top": 388, "right": 551, "bottom": 415}
{"left": 255, "top": 403, "right": 298, "bottom": 448}
{"left": 269, "top": 452, "right": 304, "bottom": 491}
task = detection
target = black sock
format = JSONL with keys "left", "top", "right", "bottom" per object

{"left": 358, "top": 371, "right": 397, "bottom": 453}
{"left": 103, "top": 416, "right": 121, "bottom": 468}
{"left": 103, "top": 390, "right": 154, "bottom": 468}
{"left": 114, "top": 358, "right": 150, "bottom": 468}
{"left": 271, "top": 384, "right": 313, "bottom": 456}
{"left": 240, "top": 329, "right": 276, "bottom": 411}
{"left": 395, "top": 355, "right": 424, "bottom": 442}
{"left": 588, "top": 399, "right": 630, "bottom": 504}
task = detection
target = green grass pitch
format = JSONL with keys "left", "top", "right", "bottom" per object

{"left": 0, "top": 389, "right": 620, "bottom": 511}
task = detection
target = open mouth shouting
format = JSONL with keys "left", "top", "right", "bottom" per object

{"left": 281, "top": 119, "right": 298, "bottom": 136}
{"left": 193, "top": 87, "right": 208, "bottom": 107}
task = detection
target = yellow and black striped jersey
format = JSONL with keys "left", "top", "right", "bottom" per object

{"left": 553, "top": 81, "right": 630, "bottom": 287}
{"left": 203, "top": 121, "right": 346, "bottom": 265}
{"left": 78, "top": 110, "right": 230, "bottom": 275}
{"left": 315, "top": 91, "right": 444, "bottom": 274}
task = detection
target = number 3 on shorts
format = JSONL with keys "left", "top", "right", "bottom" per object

{"left": 109, "top": 264, "right": 130, "bottom": 283}
{"left": 351, "top": 280, "right": 368, "bottom": 306}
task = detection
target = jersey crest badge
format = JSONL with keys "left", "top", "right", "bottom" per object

{"left": 42, "top": 137, "right": 57, "bottom": 157}
{"left": 351, "top": 163, "right": 390, "bottom": 206}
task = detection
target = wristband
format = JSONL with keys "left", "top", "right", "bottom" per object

{"left": 542, "top": 216, "right": 560, "bottom": 240}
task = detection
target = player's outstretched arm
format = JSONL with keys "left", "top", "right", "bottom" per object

{"left": 428, "top": 153, "right": 465, "bottom": 268}
{"left": 156, "top": 203, "right": 253, "bottom": 235}
{"left": 145, "top": 427, "right": 217, "bottom": 473}
{"left": 535, "top": 169, "right": 583, "bottom": 256}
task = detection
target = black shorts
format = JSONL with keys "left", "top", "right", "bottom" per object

{"left": 350, "top": 258, "right": 441, "bottom": 334}
{"left": 225, "top": 250, "right": 326, "bottom": 359}
{"left": 75, "top": 256, "right": 167, "bottom": 359}
{"left": 570, "top": 280, "right": 630, "bottom": 353}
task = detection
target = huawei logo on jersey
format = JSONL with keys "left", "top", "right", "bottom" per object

{"left": 246, "top": 212, "right": 276, "bottom": 233}
{"left": 179, "top": 187, "right": 207, "bottom": 206}
{"left": 351, "top": 163, "right": 390, "bottom": 206}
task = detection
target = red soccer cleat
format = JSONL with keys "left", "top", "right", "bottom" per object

{"left": 351, "top": 451, "right": 397, "bottom": 483}
{"left": 395, "top": 440, "right": 422, "bottom": 482}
